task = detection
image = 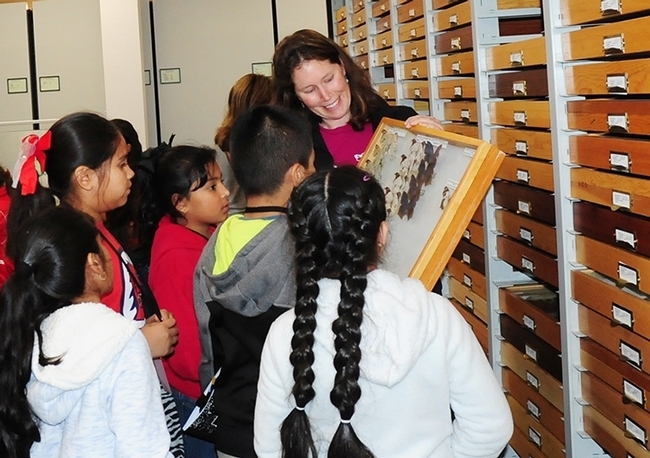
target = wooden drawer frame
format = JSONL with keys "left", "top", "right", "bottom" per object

{"left": 433, "top": 1, "right": 471, "bottom": 32}
{"left": 507, "top": 395, "right": 566, "bottom": 457}
{"left": 449, "top": 276, "right": 487, "bottom": 324}
{"left": 496, "top": 155, "right": 554, "bottom": 192}
{"left": 489, "top": 100, "right": 551, "bottom": 129}
{"left": 444, "top": 101, "right": 477, "bottom": 123}
{"left": 496, "top": 208, "right": 557, "bottom": 256}
{"left": 447, "top": 257, "right": 486, "bottom": 300}
{"left": 437, "top": 78, "right": 476, "bottom": 99}
{"left": 486, "top": 36, "right": 546, "bottom": 70}
{"left": 437, "top": 51, "right": 475, "bottom": 76}
{"left": 491, "top": 128, "right": 553, "bottom": 161}
{"left": 497, "top": 235, "right": 558, "bottom": 288}
{"left": 569, "top": 134, "right": 650, "bottom": 177}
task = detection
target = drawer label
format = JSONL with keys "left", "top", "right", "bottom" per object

{"left": 464, "top": 296, "right": 474, "bottom": 311}
{"left": 410, "top": 28, "right": 417, "bottom": 38}
{"left": 461, "top": 109, "right": 471, "bottom": 121}
{"left": 409, "top": 8, "right": 415, "bottom": 17}
{"left": 603, "top": 34, "right": 625, "bottom": 55}
{"left": 510, "top": 51, "right": 523, "bottom": 66}
{"left": 449, "top": 13, "right": 458, "bottom": 25}
{"left": 454, "top": 85, "right": 463, "bottom": 97}
{"left": 512, "top": 81, "right": 527, "bottom": 96}
{"left": 414, "top": 88, "right": 421, "bottom": 98}
{"left": 381, "top": 38, "right": 388, "bottom": 47}
{"left": 383, "top": 89, "right": 390, "bottom": 99}
{"left": 612, "top": 302, "right": 634, "bottom": 329}
{"left": 620, "top": 340, "right": 642, "bottom": 368}
{"left": 463, "top": 148, "right": 475, "bottom": 158}
{"left": 624, "top": 415, "right": 646, "bottom": 446}
{"left": 451, "top": 61, "right": 461, "bottom": 73}
{"left": 519, "top": 226, "right": 533, "bottom": 244}
{"left": 463, "top": 274, "right": 472, "bottom": 288}
{"left": 451, "top": 37, "right": 461, "bottom": 50}
{"left": 601, "top": 0, "right": 622, "bottom": 15}
{"left": 518, "top": 200, "right": 532, "bottom": 215}
{"left": 382, "top": 20, "right": 390, "bottom": 30}
{"left": 525, "top": 344, "right": 538, "bottom": 362}
{"left": 381, "top": 4, "right": 387, "bottom": 11}
{"left": 615, "top": 228, "right": 636, "bottom": 250}
{"left": 623, "top": 379, "right": 644, "bottom": 407}
{"left": 523, "top": 314, "right": 536, "bottom": 332}
{"left": 513, "top": 111, "right": 527, "bottom": 126}
{"left": 411, "top": 68, "right": 420, "bottom": 78}
{"left": 528, "top": 426, "right": 542, "bottom": 448}
{"left": 516, "top": 169, "right": 530, "bottom": 184}
{"left": 618, "top": 262, "right": 638, "bottom": 286}
{"left": 609, "top": 151, "right": 630, "bottom": 172}
{"left": 526, "top": 371, "right": 539, "bottom": 390}
{"left": 515, "top": 140, "right": 528, "bottom": 156}
{"left": 463, "top": 229, "right": 471, "bottom": 240}
{"left": 612, "top": 190, "right": 631, "bottom": 210}
{"left": 462, "top": 253, "right": 471, "bottom": 264}
{"left": 410, "top": 48, "right": 419, "bottom": 58}
{"left": 521, "top": 256, "right": 535, "bottom": 273}
{"left": 607, "top": 113, "right": 629, "bottom": 133}
{"left": 526, "top": 399, "right": 541, "bottom": 420}
{"left": 606, "top": 73, "right": 628, "bottom": 93}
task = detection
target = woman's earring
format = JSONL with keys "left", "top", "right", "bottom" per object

{"left": 99, "top": 271, "right": 107, "bottom": 281}
{"left": 345, "top": 76, "right": 349, "bottom": 83}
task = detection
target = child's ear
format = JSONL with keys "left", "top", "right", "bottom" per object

{"left": 173, "top": 193, "right": 189, "bottom": 216}
{"left": 73, "top": 166, "right": 98, "bottom": 192}
{"left": 288, "top": 163, "right": 306, "bottom": 188}
{"left": 85, "top": 252, "right": 108, "bottom": 290}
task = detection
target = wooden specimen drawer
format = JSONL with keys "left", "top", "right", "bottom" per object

{"left": 496, "top": 156, "right": 554, "bottom": 192}
{"left": 489, "top": 100, "right": 551, "bottom": 129}
{"left": 497, "top": 0, "right": 541, "bottom": 9}
{"left": 488, "top": 68, "right": 549, "bottom": 99}
{"left": 472, "top": 201, "right": 484, "bottom": 225}
{"left": 432, "top": 0, "right": 465, "bottom": 10}
{"left": 507, "top": 395, "right": 565, "bottom": 457}
{"left": 569, "top": 134, "right": 650, "bottom": 177}
{"left": 566, "top": 58, "right": 650, "bottom": 96}
{"left": 509, "top": 426, "right": 547, "bottom": 458}
{"left": 397, "top": 0, "right": 411, "bottom": 4}
{"left": 397, "top": 0, "right": 424, "bottom": 23}
{"left": 437, "top": 78, "right": 476, "bottom": 99}
{"left": 400, "top": 39, "right": 427, "bottom": 61}
{"left": 571, "top": 167, "right": 650, "bottom": 218}
{"left": 462, "top": 220, "right": 484, "bottom": 250}
{"left": 501, "top": 341, "right": 564, "bottom": 413}
{"left": 375, "top": 48, "right": 394, "bottom": 67}
{"left": 561, "top": 0, "right": 650, "bottom": 27}
{"left": 351, "top": 39, "right": 368, "bottom": 57}
{"left": 337, "top": 20, "right": 348, "bottom": 36}
{"left": 574, "top": 269, "right": 650, "bottom": 342}
{"left": 444, "top": 101, "right": 477, "bottom": 123}
{"left": 352, "top": 0, "right": 364, "bottom": 13}
{"left": 337, "top": 33, "right": 348, "bottom": 48}
{"left": 402, "top": 81, "right": 429, "bottom": 99}
{"left": 574, "top": 201, "right": 650, "bottom": 257}
{"left": 584, "top": 405, "right": 650, "bottom": 458}
{"left": 447, "top": 257, "right": 486, "bottom": 300}
{"left": 452, "top": 238, "right": 485, "bottom": 275}
{"left": 497, "top": 235, "right": 558, "bottom": 288}
{"left": 582, "top": 337, "right": 650, "bottom": 414}
{"left": 500, "top": 313, "right": 562, "bottom": 381}
{"left": 491, "top": 128, "right": 552, "bottom": 161}
{"left": 567, "top": 100, "right": 650, "bottom": 136}
{"left": 372, "top": 30, "right": 393, "bottom": 50}
{"left": 435, "top": 24, "right": 473, "bottom": 54}
{"left": 350, "top": 24, "right": 367, "bottom": 43}
{"left": 493, "top": 180, "right": 556, "bottom": 226}
{"left": 402, "top": 60, "right": 429, "bottom": 80}
{"left": 372, "top": 0, "right": 390, "bottom": 18}
{"left": 444, "top": 123, "right": 479, "bottom": 138}
{"left": 433, "top": 0, "right": 471, "bottom": 32}
{"left": 376, "top": 13, "right": 392, "bottom": 33}
{"left": 499, "top": 283, "right": 560, "bottom": 351}
{"left": 377, "top": 83, "right": 397, "bottom": 101}
{"left": 577, "top": 235, "right": 650, "bottom": 295}
{"left": 449, "top": 276, "right": 487, "bottom": 323}
{"left": 398, "top": 17, "right": 425, "bottom": 42}
{"left": 582, "top": 370, "right": 650, "bottom": 449}
{"left": 486, "top": 36, "right": 546, "bottom": 70}
{"left": 336, "top": 6, "right": 347, "bottom": 23}
{"left": 562, "top": 16, "right": 650, "bottom": 61}
{"left": 355, "top": 55, "right": 369, "bottom": 71}
{"left": 499, "top": 16, "right": 544, "bottom": 37}
{"left": 503, "top": 367, "right": 565, "bottom": 443}
{"left": 437, "top": 50, "right": 474, "bottom": 76}
{"left": 352, "top": 9, "right": 366, "bottom": 27}
{"left": 496, "top": 209, "right": 556, "bottom": 256}
{"left": 450, "top": 299, "right": 488, "bottom": 354}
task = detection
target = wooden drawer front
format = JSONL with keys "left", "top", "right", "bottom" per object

{"left": 499, "top": 283, "right": 560, "bottom": 351}
{"left": 582, "top": 337, "right": 650, "bottom": 414}
{"left": 452, "top": 239, "right": 485, "bottom": 275}
{"left": 337, "top": 21, "right": 348, "bottom": 36}
{"left": 351, "top": 39, "right": 369, "bottom": 57}
{"left": 447, "top": 257, "right": 486, "bottom": 300}
{"left": 432, "top": 0, "right": 465, "bottom": 9}
{"left": 509, "top": 426, "right": 547, "bottom": 458}
{"left": 375, "top": 48, "right": 394, "bottom": 67}
{"left": 584, "top": 405, "right": 650, "bottom": 458}
{"left": 497, "top": 236, "right": 558, "bottom": 288}
{"left": 449, "top": 276, "right": 487, "bottom": 324}
{"left": 372, "top": 0, "right": 390, "bottom": 18}
{"left": 503, "top": 368, "right": 565, "bottom": 443}
{"left": 444, "top": 123, "right": 479, "bottom": 139}
{"left": 461, "top": 220, "right": 484, "bottom": 250}
{"left": 337, "top": 33, "right": 348, "bottom": 48}
{"left": 450, "top": 299, "right": 488, "bottom": 354}
{"left": 350, "top": 24, "right": 367, "bottom": 43}
{"left": 400, "top": 39, "right": 427, "bottom": 61}
{"left": 402, "top": 81, "right": 430, "bottom": 99}
{"left": 496, "top": 209, "right": 557, "bottom": 256}
{"left": 570, "top": 135, "right": 650, "bottom": 177}
{"left": 567, "top": 99, "right": 650, "bottom": 136}
{"left": 352, "top": 9, "right": 366, "bottom": 28}
{"left": 352, "top": 0, "right": 364, "bottom": 13}
{"left": 500, "top": 313, "right": 562, "bottom": 381}
{"left": 491, "top": 128, "right": 552, "bottom": 161}
{"left": 583, "top": 370, "right": 650, "bottom": 449}
{"left": 398, "top": 17, "right": 426, "bottom": 42}
{"left": 574, "top": 201, "right": 650, "bottom": 258}
{"left": 497, "top": 0, "right": 541, "bottom": 8}
{"left": 437, "top": 51, "right": 475, "bottom": 76}
{"left": 377, "top": 83, "right": 397, "bottom": 101}
{"left": 574, "top": 269, "right": 650, "bottom": 342}
{"left": 493, "top": 181, "right": 556, "bottom": 226}
{"left": 435, "top": 25, "right": 473, "bottom": 54}
{"left": 437, "top": 78, "right": 476, "bottom": 99}
{"left": 355, "top": 55, "right": 369, "bottom": 71}
{"left": 336, "top": 6, "right": 347, "bottom": 23}
{"left": 501, "top": 341, "right": 564, "bottom": 413}
{"left": 433, "top": 1, "right": 471, "bottom": 32}
{"left": 444, "top": 101, "right": 477, "bottom": 123}
{"left": 486, "top": 36, "right": 546, "bottom": 70}
{"left": 472, "top": 202, "right": 484, "bottom": 225}
{"left": 561, "top": 0, "right": 650, "bottom": 26}
{"left": 489, "top": 100, "right": 551, "bottom": 129}
{"left": 499, "top": 16, "right": 544, "bottom": 37}
{"left": 571, "top": 167, "right": 650, "bottom": 218}
{"left": 566, "top": 58, "right": 650, "bottom": 96}
{"left": 577, "top": 234, "right": 650, "bottom": 295}
{"left": 402, "top": 60, "right": 429, "bottom": 80}
{"left": 397, "top": 0, "right": 424, "bottom": 23}
{"left": 562, "top": 16, "right": 650, "bottom": 61}
{"left": 372, "top": 30, "right": 393, "bottom": 50}
{"left": 376, "top": 13, "right": 393, "bottom": 33}
{"left": 488, "top": 68, "right": 549, "bottom": 99}
{"left": 496, "top": 156, "right": 554, "bottom": 192}
{"left": 507, "top": 395, "right": 566, "bottom": 457}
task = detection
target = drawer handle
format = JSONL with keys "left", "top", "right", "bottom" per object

{"left": 513, "top": 111, "right": 527, "bottom": 126}
{"left": 358, "top": 16, "right": 363, "bottom": 23}
{"left": 521, "top": 256, "right": 535, "bottom": 273}
{"left": 607, "top": 113, "right": 629, "bottom": 133}
{"left": 512, "top": 80, "right": 527, "bottom": 96}
{"left": 620, "top": 340, "right": 642, "bottom": 368}
{"left": 454, "top": 86, "right": 463, "bottom": 97}
{"left": 519, "top": 226, "right": 534, "bottom": 245}
{"left": 609, "top": 151, "right": 631, "bottom": 172}
{"left": 411, "top": 48, "right": 419, "bottom": 58}
{"left": 526, "top": 399, "right": 541, "bottom": 421}
{"left": 449, "top": 13, "right": 458, "bottom": 26}
{"left": 414, "top": 88, "right": 422, "bottom": 98}
{"left": 623, "top": 416, "right": 647, "bottom": 446}
{"left": 510, "top": 51, "right": 523, "bottom": 67}
{"left": 617, "top": 261, "right": 639, "bottom": 287}
{"left": 383, "top": 89, "right": 390, "bottom": 99}
{"left": 611, "top": 190, "right": 632, "bottom": 211}
{"left": 360, "top": 45, "right": 365, "bottom": 53}
{"left": 516, "top": 169, "right": 530, "bottom": 184}
{"left": 461, "top": 109, "right": 471, "bottom": 122}
{"left": 383, "top": 20, "right": 389, "bottom": 29}
{"left": 410, "top": 28, "right": 417, "bottom": 38}
{"left": 526, "top": 371, "right": 540, "bottom": 391}
{"left": 623, "top": 378, "right": 645, "bottom": 406}
{"left": 382, "top": 55, "right": 389, "bottom": 64}
{"left": 409, "top": 8, "right": 415, "bottom": 17}
{"left": 464, "top": 296, "right": 474, "bottom": 311}
{"left": 381, "top": 4, "right": 386, "bottom": 11}
{"left": 451, "top": 61, "right": 461, "bottom": 73}
{"left": 603, "top": 33, "right": 625, "bottom": 56}
{"left": 515, "top": 140, "right": 528, "bottom": 156}
{"left": 463, "top": 274, "right": 473, "bottom": 288}
{"left": 451, "top": 37, "right": 461, "bottom": 50}
{"left": 601, "top": 0, "right": 622, "bottom": 16}
{"left": 517, "top": 200, "right": 532, "bottom": 216}
{"left": 343, "top": 39, "right": 348, "bottom": 46}
{"left": 522, "top": 314, "right": 536, "bottom": 332}
{"left": 359, "top": 31, "right": 364, "bottom": 39}
{"left": 606, "top": 73, "right": 628, "bottom": 93}
{"left": 528, "top": 426, "right": 542, "bottom": 449}
{"left": 361, "top": 61, "right": 367, "bottom": 69}
{"left": 463, "top": 229, "right": 471, "bottom": 240}
{"left": 614, "top": 228, "right": 637, "bottom": 251}
{"left": 411, "top": 68, "right": 420, "bottom": 78}
{"left": 381, "top": 38, "right": 388, "bottom": 47}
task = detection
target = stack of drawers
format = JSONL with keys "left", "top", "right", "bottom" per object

{"left": 349, "top": 0, "right": 369, "bottom": 70}
{"left": 371, "top": 0, "right": 397, "bottom": 103}
{"left": 335, "top": 6, "right": 349, "bottom": 51}
{"left": 560, "top": 2, "right": 650, "bottom": 455}
{"left": 395, "top": 0, "right": 428, "bottom": 112}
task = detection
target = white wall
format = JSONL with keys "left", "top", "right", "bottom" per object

{"left": 0, "top": 3, "right": 31, "bottom": 125}
{"left": 276, "top": 0, "right": 329, "bottom": 41}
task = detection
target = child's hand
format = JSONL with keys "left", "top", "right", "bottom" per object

{"left": 142, "top": 310, "right": 179, "bottom": 358}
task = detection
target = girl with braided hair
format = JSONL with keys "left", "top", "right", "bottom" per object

{"left": 254, "top": 167, "right": 512, "bottom": 458}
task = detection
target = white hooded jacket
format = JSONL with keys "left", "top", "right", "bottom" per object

{"left": 254, "top": 269, "right": 513, "bottom": 458}
{"left": 27, "top": 302, "right": 171, "bottom": 458}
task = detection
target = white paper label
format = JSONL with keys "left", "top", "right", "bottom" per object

{"left": 360, "top": 45, "right": 365, "bottom": 53}
{"left": 608, "top": 114, "right": 628, "bottom": 131}
{"left": 618, "top": 262, "right": 638, "bottom": 286}
{"left": 520, "top": 227, "right": 533, "bottom": 243}
{"left": 624, "top": 379, "right": 644, "bottom": 406}
{"left": 461, "top": 109, "right": 470, "bottom": 120}
{"left": 454, "top": 86, "right": 462, "bottom": 96}
{"left": 463, "top": 274, "right": 472, "bottom": 288}
{"left": 383, "top": 20, "right": 389, "bottom": 29}
{"left": 513, "top": 81, "right": 526, "bottom": 95}
{"left": 613, "top": 190, "right": 631, "bottom": 209}
{"left": 381, "top": 4, "right": 386, "bottom": 11}
{"left": 409, "top": 8, "right": 415, "bottom": 17}
{"left": 603, "top": 35, "right": 624, "bottom": 53}
{"left": 517, "top": 169, "right": 530, "bottom": 183}
{"left": 510, "top": 51, "right": 523, "bottom": 65}
{"left": 462, "top": 253, "right": 471, "bottom": 264}
{"left": 601, "top": 0, "right": 621, "bottom": 13}
{"left": 528, "top": 426, "right": 542, "bottom": 448}
{"left": 625, "top": 416, "right": 646, "bottom": 444}
{"left": 526, "top": 371, "right": 539, "bottom": 390}
{"left": 610, "top": 152, "right": 630, "bottom": 171}
{"left": 615, "top": 228, "right": 636, "bottom": 249}
{"left": 612, "top": 303, "right": 633, "bottom": 328}
{"left": 414, "top": 88, "right": 421, "bottom": 97}
{"left": 383, "top": 55, "right": 389, "bottom": 64}
{"left": 451, "top": 37, "right": 461, "bottom": 49}
{"left": 449, "top": 13, "right": 458, "bottom": 24}
{"left": 607, "top": 74, "right": 627, "bottom": 91}
{"left": 527, "top": 399, "right": 541, "bottom": 420}
{"left": 411, "top": 68, "right": 419, "bottom": 77}
{"left": 451, "top": 62, "right": 461, "bottom": 73}
{"left": 523, "top": 315, "right": 536, "bottom": 332}
{"left": 410, "top": 28, "right": 417, "bottom": 37}
{"left": 381, "top": 38, "right": 388, "bottom": 47}
{"left": 383, "top": 90, "right": 390, "bottom": 98}
{"left": 522, "top": 256, "right": 535, "bottom": 273}
{"left": 518, "top": 200, "right": 531, "bottom": 215}
{"left": 361, "top": 61, "right": 366, "bottom": 69}
{"left": 465, "top": 297, "right": 474, "bottom": 310}
{"left": 463, "top": 148, "right": 476, "bottom": 157}
{"left": 515, "top": 140, "right": 528, "bottom": 155}
{"left": 525, "top": 344, "right": 538, "bottom": 361}
{"left": 514, "top": 111, "right": 527, "bottom": 125}
{"left": 621, "top": 341, "right": 641, "bottom": 367}
{"left": 463, "top": 229, "right": 471, "bottom": 240}
{"left": 411, "top": 48, "right": 419, "bottom": 57}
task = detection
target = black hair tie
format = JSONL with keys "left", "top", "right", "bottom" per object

{"left": 15, "top": 261, "right": 34, "bottom": 277}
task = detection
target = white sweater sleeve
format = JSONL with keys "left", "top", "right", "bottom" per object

{"left": 442, "top": 298, "right": 513, "bottom": 458}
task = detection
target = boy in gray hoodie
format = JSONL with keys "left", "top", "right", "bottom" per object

{"left": 193, "top": 105, "right": 315, "bottom": 458}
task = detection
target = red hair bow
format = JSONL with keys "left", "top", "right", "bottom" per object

{"left": 15, "top": 131, "right": 52, "bottom": 196}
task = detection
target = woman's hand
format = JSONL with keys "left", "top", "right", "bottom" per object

{"left": 404, "top": 115, "right": 444, "bottom": 130}
{"left": 142, "top": 309, "right": 179, "bottom": 358}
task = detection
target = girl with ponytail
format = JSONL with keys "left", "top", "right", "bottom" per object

{"left": 254, "top": 167, "right": 512, "bottom": 458}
